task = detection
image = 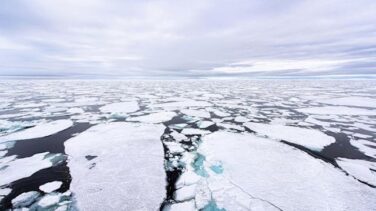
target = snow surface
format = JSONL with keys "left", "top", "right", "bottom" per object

{"left": 99, "top": 101, "right": 139, "bottom": 115}
{"left": 0, "top": 120, "right": 73, "bottom": 143}
{"left": 128, "top": 111, "right": 176, "bottom": 123}
{"left": 65, "top": 122, "right": 166, "bottom": 210}
{"left": 198, "top": 131, "right": 376, "bottom": 210}
{"left": 181, "top": 109, "right": 210, "bottom": 118}
{"left": 244, "top": 122, "right": 335, "bottom": 151}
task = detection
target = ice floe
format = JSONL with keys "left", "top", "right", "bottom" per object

{"left": 316, "top": 96, "right": 376, "bottom": 108}
{"left": 65, "top": 122, "right": 166, "bottom": 210}
{"left": 0, "top": 152, "right": 64, "bottom": 186}
{"left": 336, "top": 158, "right": 376, "bottom": 186}
{"left": 128, "top": 111, "right": 176, "bottom": 123}
{"left": 198, "top": 131, "right": 376, "bottom": 210}
{"left": 181, "top": 109, "right": 210, "bottom": 118}
{"left": 99, "top": 101, "right": 139, "bottom": 115}
{"left": 39, "top": 181, "right": 63, "bottom": 193}
{"left": 297, "top": 106, "right": 376, "bottom": 115}
{"left": 244, "top": 122, "right": 335, "bottom": 151}
{"left": 0, "top": 120, "right": 73, "bottom": 143}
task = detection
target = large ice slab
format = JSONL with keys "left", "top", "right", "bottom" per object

{"left": 244, "top": 122, "right": 335, "bottom": 151}
{"left": 127, "top": 111, "right": 176, "bottom": 123}
{"left": 336, "top": 158, "right": 376, "bottom": 186}
{"left": 0, "top": 120, "right": 73, "bottom": 143}
{"left": 199, "top": 131, "right": 376, "bottom": 210}
{"left": 99, "top": 101, "right": 139, "bottom": 115}
{"left": 65, "top": 122, "right": 166, "bottom": 210}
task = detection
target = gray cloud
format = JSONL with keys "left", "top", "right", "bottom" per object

{"left": 0, "top": 0, "right": 376, "bottom": 78}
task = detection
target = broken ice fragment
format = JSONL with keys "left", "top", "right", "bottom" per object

{"left": 12, "top": 191, "right": 40, "bottom": 208}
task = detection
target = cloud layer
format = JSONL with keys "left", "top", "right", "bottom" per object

{"left": 1, "top": 0, "right": 376, "bottom": 78}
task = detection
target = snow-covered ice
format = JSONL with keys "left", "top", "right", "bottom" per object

{"left": 12, "top": 191, "right": 40, "bottom": 208}
{"left": 99, "top": 101, "right": 139, "bottom": 115}
{"left": 0, "top": 120, "right": 73, "bottom": 143}
{"left": 128, "top": 111, "right": 176, "bottom": 123}
{"left": 198, "top": 131, "right": 376, "bottom": 210}
{"left": 244, "top": 122, "right": 335, "bottom": 151}
{"left": 336, "top": 158, "right": 376, "bottom": 186}
{"left": 297, "top": 106, "right": 376, "bottom": 115}
{"left": 65, "top": 122, "right": 166, "bottom": 210}
{"left": 0, "top": 152, "right": 64, "bottom": 186}
{"left": 39, "top": 181, "right": 63, "bottom": 193}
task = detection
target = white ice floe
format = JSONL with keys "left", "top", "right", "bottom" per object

{"left": 99, "top": 101, "right": 139, "bottom": 115}
{"left": 65, "top": 122, "right": 166, "bottom": 211}
{"left": 66, "top": 107, "right": 84, "bottom": 114}
{"left": 297, "top": 106, "right": 376, "bottom": 116}
{"left": 316, "top": 96, "right": 376, "bottom": 108}
{"left": 206, "top": 108, "right": 230, "bottom": 117}
{"left": 336, "top": 158, "right": 376, "bottom": 186}
{"left": 164, "top": 200, "right": 196, "bottom": 211}
{"left": 0, "top": 188, "right": 11, "bottom": 201}
{"left": 244, "top": 122, "right": 335, "bottom": 151}
{"left": 181, "top": 109, "right": 210, "bottom": 118}
{"left": 152, "top": 100, "right": 211, "bottom": 110}
{"left": 181, "top": 128, "right": 211, "bottom": 136}
{"left": 170, "top": 131, "right": 187, "bottom": 142}
{"left": 217, "top": 123, "right": 244, "bottom": 131}
{"left": 350, "top": 139, "right": 376, "bottom": 158}
{"left": 37, "top": 193, "right": 62, "bottom": 208}
{"left": 198, "top": 131, "right": 376, "bottom": 211}
{"left": 0, "top": 153, "right": 64, "bottom": 186}
{"left": 39, "top": 181, "right": 63, "bottom": 193}
{"left": 234, "top": 116, "right": 249, "bottom": 123}
{"left": 12, "top": 191, "right": 40, "bottom": 208}
{"left": 197, "top": 121, "right": 215, "bottom": 129}
{"left": 128, "top": 111, "right": 176, "bottom": 123}
{"left": 0, "top": 120, "right": 73, "bottom": 143}
{"left": 174, "top": 184, "right": 196, "bottom": 201}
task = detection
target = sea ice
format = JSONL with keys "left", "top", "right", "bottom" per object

{"left": 99, "top": 101, "right": 139, "bottom": 115}
{"left": 128, "top": 111, "right": 176, "bottom": 123}
{"left": 0, "top": 120, "right": 73, "bottom": 143}
{"left": 316, "top": 97, "right": 376, "bottom": 108}
{"left": 0, "top": 153, "right": 64, "bottom": 186}
{"left": 181, "top": 109, "right": 211, "bottom": 118}
{"left": 65, "top": 122, "right": 166, "bottom": 210}
{"left": 198, "top": 131, "right": 376, "bottom": 210}
{"left": 181, "top": 128, "right": 211, "bottom": 135}
{"left": 297, "top": 106, "right": 376, "bottom": 115}
{"left": 39, "top": 181, "right": 63, "bottom": 193}
{"left": 12, "top": 191, "right": 40, "bottom": 208}
{"left": 244, "top": 122, "right": 335, "bottom": 151}
{"left": 336, "top": 158, "right": 376, "bottom": 186}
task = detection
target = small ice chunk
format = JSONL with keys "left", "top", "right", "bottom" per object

{"left": 218, "top": 123, "right": 244, "bottom": 131}
{"left": 39, "top": 181, "right": 63, "bottom": 193}
{"left": 99, "top": 101, "right": 139, "bottom": 115}
{"left": 170, "top": 131, "right": 187, "bottom": 142}
{"left": 128, "top": 111, "right": 176, "bottom": 123}
{"left": 197, "top": 121, "right": 215, "bottom": 129}
{"left": 244, "top": 122, "right": 335, "bottom": 151}
{"left": 0, "top": 188, "right": 11, "bottom": 196}
{"left": 181, "top": 109, "right": 210, "bottom": 118}
{"left": 12, "top": 191, "right": 40, "bottom": 208}
{"left": 336, "top": 158, "right": 376, "bottom": 186}
{"left": 234, "top": 116, "right": 249, "bottom": 123}
{"left": 37, "top": 193, "right": 61, "bottom": 208}
{"left": 350, "top": 139, "right": 376, "bottom": 158}
{"left": 165, "top": 142, "right": 185, "bottom": 154}
{"left": 0, "top": 120, "right": 73, "bottom": 143}
{"left": 67, "top": 107, "right": 84, "bottom": 114}
{"left": 181, "top": 128, "right": 211, "bottom": 135}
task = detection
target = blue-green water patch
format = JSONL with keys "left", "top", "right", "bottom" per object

{"left": 201, "top": 200, "right": 226, "bottom": 211}
{"left": 209, "top": 162, "right": 223, "bottom": 174}
{"left": 192, "top": 153, "right": 208, "bottom": 177}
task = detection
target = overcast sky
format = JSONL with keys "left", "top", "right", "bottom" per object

{"left": 1, "top": 0, "right": 376, "bottom": 78}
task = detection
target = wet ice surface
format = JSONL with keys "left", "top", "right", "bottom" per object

{"left": 0, "top": 80, "right": 375, "bottom": 210}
